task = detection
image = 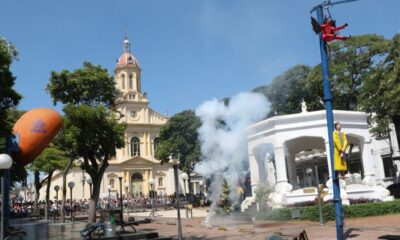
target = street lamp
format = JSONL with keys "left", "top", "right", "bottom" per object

{"left": 107, "top": 185, "right": 112, "bottom": 209}
{"left": 170, "top": 154, "right": 183, "bottom": 240}
{"left": 54, "top": 185, "right": 60, "bottom": 222}
{"left": 118, "top": 177, "right": 123, "bottom": 216}
{"left": 81, "top": 173, "right": 86, "bottom": 199}
{"left": 148, "top": 178, "right": 156, "bottom": 217}
{"left": 0, "top": 154, "right": 13, "bottom": 240}
{"left": 87, "top": 177, "right": 93, "bottom": 197}
{"left": 68, "top": 181, "right": 75, "bottom": 221}
{"left": 180, "top": 172, "right": 189, "bottom": 218}
{"left": 125, "top": 181, "right": 129, "bottom": 196}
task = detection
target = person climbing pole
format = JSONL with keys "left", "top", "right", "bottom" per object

{"left": 311, "top": 16, "right": 350, "bottom": 42}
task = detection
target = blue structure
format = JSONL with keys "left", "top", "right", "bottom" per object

{"left": 310, "top": 1, "right": 358, "bottom": 239}
{"left": 2, "top": 134, "right": 19, "bottom": 239}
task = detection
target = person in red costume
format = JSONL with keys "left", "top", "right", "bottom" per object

{"left": 311, "top": 16, "right": 350, "bottom": 42}
{"left": 321, "top": 17, "right": 349, "bottom": 42}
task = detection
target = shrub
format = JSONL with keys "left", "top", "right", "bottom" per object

{"left": 256, "top": 199, "right": 400, "bottom": 222}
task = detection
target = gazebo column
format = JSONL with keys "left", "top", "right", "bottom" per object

{"left": 373, "top": 148, "right": 385, "bottom": 185}
{"left": 361, "top": 140, "right": 376, "bottom": 186}
{"left": 274, "top": 146, "right": 291, "bottom": 193}
{"left": 325, "top": 140, "right": 333, "bottom": 179}
{"left": 286, "top": 152, "right": 296, "bottom": 187}
{"left": 248, "top": 154, "right": 260, "bottom": 196}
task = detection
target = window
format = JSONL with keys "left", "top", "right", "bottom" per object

{"left": 121, "top": 74, "right": 126, "bottom": 89}
{"left": 383, "top": 156, "right": 395, "bottom": 177}
{"left": 158, "top": 177, "right": 163, "bottom": 187}
{"left": 154, "top": 137, "right": 160, "bottom": 152}
{"left": 110, "top": 179, "right": 115, "bottom": 189}
{"left": 129, "top": 74, "right": 133, "bottom": 89}
{"left": 131, "top": 172, "right": 143, "bottom": 180}
{"left": 130, "top": 137, "right": 140, "bottom": 156}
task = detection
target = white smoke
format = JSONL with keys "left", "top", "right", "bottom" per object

{"left": 195, "top": 92, "right": 269, "bottom": 222}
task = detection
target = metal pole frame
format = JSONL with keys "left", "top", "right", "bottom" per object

{"left": 2, "top": 135, "right": 19, "bottom": 240}
{"left": 55, "top": 189, "right": 59, "bottom": 222}
{"left": 70, "top": 186, "right": 74, "bottom": 222}
{"left": 118, "top": 177, "right": 123, "bottom": 219}
{"left": 314, "top": 6, "right": 344, "bottom": 240}
{"left": 173, "top": 164, "right": 183, "bottom": 240}
{"left": 183, "top": 179, "right": 188, "bottom": 218}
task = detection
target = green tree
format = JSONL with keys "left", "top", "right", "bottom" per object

{"left": 31, "top": 146, "right": 68, "bottom": 219}
{"left": 308, "top": 34, "right": 389, "bottom": 111}
{"left": 263, "top": 65, "right": 313, "bottom": 116}
{"left": 47, "top": 62, "right": 125, "bottom": 223}
{"left": 0, "top": 37, "right": 21, "bottom": 137}
{"left": 155, "top": 110, "right": 201, "bottom": 193}
{"left": 359, "top": 34, "right": 400, "bottom": 142}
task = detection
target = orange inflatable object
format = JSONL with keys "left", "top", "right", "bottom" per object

{"left": 12, "top": 108, "right": 63, "bottom": 166}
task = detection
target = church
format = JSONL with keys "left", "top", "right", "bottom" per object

{"left": 39, "top": 38, "right": 180, "bottom": 200}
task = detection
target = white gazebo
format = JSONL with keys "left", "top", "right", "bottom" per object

{"left": 242, "top": 107, "right": 394, "bottom": 210}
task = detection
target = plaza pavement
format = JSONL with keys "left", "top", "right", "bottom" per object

{"left": 10, "top": 207, "right": 400, "bottom": 239}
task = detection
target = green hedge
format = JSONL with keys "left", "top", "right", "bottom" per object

{"left": 256, "top": 200, "right": 400, "bottom": 222}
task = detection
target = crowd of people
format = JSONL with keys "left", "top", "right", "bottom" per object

{"left": 9, "top": 192, "right": 209, "bottom": 218}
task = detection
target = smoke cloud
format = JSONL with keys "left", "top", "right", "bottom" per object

{"left": 195, "top": 92, "right": 269, "bottom": 222}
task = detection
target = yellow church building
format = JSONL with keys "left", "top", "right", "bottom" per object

{"left": 39, "top": 37, "right": 177, "bottom": 200}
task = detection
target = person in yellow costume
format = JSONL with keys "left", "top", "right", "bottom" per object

{"left": 333, "top": 122, "right": 348, "bottom": 174}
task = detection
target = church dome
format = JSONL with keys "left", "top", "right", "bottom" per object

{"left": 117, "top": 52, "right": 140, "bottom": 67}
{"left": 116, "top": 37, "right": 140, "bottom": 68}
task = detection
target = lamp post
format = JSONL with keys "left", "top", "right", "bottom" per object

{"left": 118, "top": 177, "right": 123, "bottom": 216}
{"left": 0, "top": 154, "right": 13, "bottom": 240}
{"left": 180, "top": 172, "right": 188, "bottom": 218}
{"left": 107, "top": 185, "right": 112, "bottom": 209}
{"left": 170, "top": 154, "right": 183, "bottom": 240}
{"left": 87, "top": 177, "right": 93, "bottom": 197}
{"left": 68, "top": 181, "right": 75, "bottom": 221}
{"left": 148, "top": 178, "right": 156, "bottom": 217}
{"left": 125, "top": 181, "right": 129, "bottom": 197}
{"left": 54, "top": 185, "right": 60, "bottom": 222}
{"left": 81, "top": 173, "right": 86, "bottom": 200}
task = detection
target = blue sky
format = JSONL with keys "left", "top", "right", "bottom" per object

{"left": 1, "top": 0, "right": 399, "bottom": 115}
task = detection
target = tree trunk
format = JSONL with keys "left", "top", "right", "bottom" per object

{"left": 61, "top": 158, "right": 73, "bottom": 223}
{"left": 44, "top": 171, "right": 54, "bottom": 220}
{"left": 188, "top": 172, "right": 192, "bottom": 194}
{"left": 392, "top": 115, "right": 400, "bottom": 151}
{"left": 88, "top": 179, "right": 101, "bottom": 223}
{"left": 33, "top": 170, "right": 41, "bottom": 215}
{"left": 87, "top": 159, "right": 109, "bottom": 224}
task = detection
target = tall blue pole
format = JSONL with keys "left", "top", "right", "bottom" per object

{"left": 315, "top": 6, "right": 344, "bottom": 240}
{"left": 3, "top": 135, "right": 19, "bottom": 239}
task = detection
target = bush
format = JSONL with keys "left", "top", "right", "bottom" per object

{"left": 256, "top": 199, "right": 400, "bottom": 222}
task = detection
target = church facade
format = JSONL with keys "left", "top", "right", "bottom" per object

{"left": 39, "top": 38, "right": 178, "bottom": 200}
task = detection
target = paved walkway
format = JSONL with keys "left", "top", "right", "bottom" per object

{"left": 9, "top": 208, "right": 400, "bottom": 239}
{"left": 129, "top": 208, "right": 400, "bottom": 239}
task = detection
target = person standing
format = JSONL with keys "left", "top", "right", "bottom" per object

{"left": 333, "top": 122, "right": 348, "bottom": 176}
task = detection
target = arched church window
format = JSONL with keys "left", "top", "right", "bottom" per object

{"left": 130, "top": 137, "right": 140, "bottom": 156}
{"left": 121, "top": 74, "right": 126, "bottom": 89}
{"left": 129, "top": 74, "right": 133, "bottom": 89}
{"left": 158, "top": 177, "right": 163, "bottom": 187}
{"left": 154, "top": 137, "right": 160, "bottom": 153}
{"left": 131, "top": 172, "right": 143, "bottom": 180}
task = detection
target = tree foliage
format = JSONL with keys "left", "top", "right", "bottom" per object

{"left": 47, "top": 62, "right": 119, "bottom": 108}
{"left": 155, "top": 110, "right": 201, "bottom": 174}
{"left": 359, "top": 34, "right": 400, "bottom": 139}
{"left": 47, "top": 62, "right": 125, "bottom": 223}
{"left": 264, "top": 65, "right": 312, "bottom": 116}
{"left": 0, "top": 37, "right": 21, "bottom": 141}
{"left": 307, "top": 34, "right": 389, "bottom": 110}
